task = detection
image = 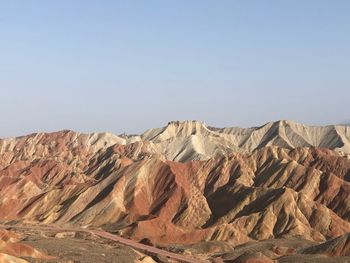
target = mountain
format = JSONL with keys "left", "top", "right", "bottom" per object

{"left": 0, "top": 120, "right": 350, "bottom": 262}
{"left": 140, "top": 120, "right": 350, "bottom": 160}
{"left": 2, "top": 120, "right": 350, "bottom": 162}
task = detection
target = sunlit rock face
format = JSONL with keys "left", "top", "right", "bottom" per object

{"left": 0, "top": 120, "right": 350, "bottom": 247}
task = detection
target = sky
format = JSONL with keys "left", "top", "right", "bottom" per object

{"left": 1, "top": 1, "right": 349, "bottom": 137}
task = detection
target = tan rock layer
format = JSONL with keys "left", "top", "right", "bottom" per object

{"left": 0, "top": 122, "right": 350, "bottom": 246}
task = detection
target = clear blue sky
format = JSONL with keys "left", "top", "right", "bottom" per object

{"left": 1, "top": 1, "right": 349, "bottom": 137}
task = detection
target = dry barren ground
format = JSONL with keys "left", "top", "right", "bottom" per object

{"left": 2, "top": 225, "right": 350, "bottom": 263}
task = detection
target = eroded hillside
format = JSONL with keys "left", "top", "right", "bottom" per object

{"left": 1, "top": 120, "right": 350, "bottom": 262}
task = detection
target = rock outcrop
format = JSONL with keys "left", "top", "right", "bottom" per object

{"left": 0, "top": 120, "right": 350, "bottom": 260}
{"left": 0, "top": 228, "right": 52, "bottom": 262}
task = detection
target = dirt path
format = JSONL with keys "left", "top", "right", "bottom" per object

{"left": 0, "top": 224, "right": 208, "bottom": 263}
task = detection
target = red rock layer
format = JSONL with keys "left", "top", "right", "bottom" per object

{"left": 0, "top": 131, "right": 350, "bottom": 246}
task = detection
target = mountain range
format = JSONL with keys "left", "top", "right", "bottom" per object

{"left": 1, "top": 120, "right": 350, "bottom": 262}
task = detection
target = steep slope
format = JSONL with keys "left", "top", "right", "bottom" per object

{"left": 0, "top": 129, "right": 350, "bottom": 246}
{"left": 302, "top": 232, "right": 350, "bottom": 256}
{"left": 1, "top": 120, "right": 350, "bottom": 162}
{"left": 140, "top": 120, "right": 350, "bottom": 159}
{"left": 0, "top": 120, "right": 350, "bottom": 261}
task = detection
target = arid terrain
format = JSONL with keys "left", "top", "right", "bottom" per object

{"left": 1, "top": 120, "right": 350, "bottom": 262}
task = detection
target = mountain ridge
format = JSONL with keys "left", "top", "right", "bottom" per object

{"left": 1, "top": 120, "right": 349, "bottom": 162}
{"left": 1, "top": 121, "right": 350, "bottom": 261}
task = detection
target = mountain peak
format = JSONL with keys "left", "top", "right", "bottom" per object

{"left": 166, "top": 120, "right": 206, "bottom": 127}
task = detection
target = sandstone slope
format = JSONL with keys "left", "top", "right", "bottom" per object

{"left": 0, "top": 120, "right": 350, "bottom": 261}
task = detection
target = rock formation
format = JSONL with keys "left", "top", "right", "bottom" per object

{"left": 0, "top": 120, "right": 350, "bottom": 261}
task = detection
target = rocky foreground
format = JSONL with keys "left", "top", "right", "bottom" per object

{"left": 0, "top": 120, "right": 350, "bottom": 262}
